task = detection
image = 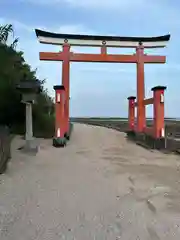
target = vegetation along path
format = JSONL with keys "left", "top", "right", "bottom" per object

{"left": 1, "top": 124, "right": 180, "bottom": 239}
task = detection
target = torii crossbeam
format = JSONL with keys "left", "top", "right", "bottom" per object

{"left": 35, "top": 29, "right": 170, "bottom": 146}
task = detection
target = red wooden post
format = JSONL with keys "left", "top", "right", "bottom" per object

{"left": 53, "top": 85, "right": 66, "bottom": 146}
{"left": 152, "top": 86, "right": 167, "bottom": 139}
{"left": 62, "top": 44, "right": 70, "bottom": 136}
{"left": 127, "top": 96, "right": 136, "bottom": 131}
{"left": 136, "top": 45, "right": 146, "bottom": 132}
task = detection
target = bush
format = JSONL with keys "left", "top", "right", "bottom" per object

{"left": 33, "top": 114, "right": 55, "bottom": 138}
{"left": 0, "top": 126, "right": 11, "bottom": 174}
{"left": 0, "top": 24, "right": 55, "bottom": 139}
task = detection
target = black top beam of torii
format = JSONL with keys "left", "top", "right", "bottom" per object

{"left": 35, "top": 29, "right": 170, "bottom": 48}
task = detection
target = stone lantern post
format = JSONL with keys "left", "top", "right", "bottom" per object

{"left": 17, "top": 79, "right": 41, "bottom": 153}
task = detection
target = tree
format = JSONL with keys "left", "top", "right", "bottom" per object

{"left": 0, "top": 24, "right": 18, "bottom": 49}
{"left": 0, "top": 24, "right": 55, "bottom": 137}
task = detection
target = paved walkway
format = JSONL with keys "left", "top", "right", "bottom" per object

{"left": 1, "top": 124, "right": 180, "bottom": 239}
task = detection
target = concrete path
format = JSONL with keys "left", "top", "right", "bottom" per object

{"left": 1, "top": 124, "right": 180, "bottom": 239}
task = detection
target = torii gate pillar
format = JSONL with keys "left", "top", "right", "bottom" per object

{"left": 136, "top": 45, "right": 146, "bottom": 132}
{"left": 62, "top": 44, "right": 70, "bottom": 137}
{"left": 53, "top": 85, "right": 66, "bottom": 147}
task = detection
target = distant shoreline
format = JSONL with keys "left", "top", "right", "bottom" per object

{"left": 71, "top": 117, "right": 180, "bottom": 121}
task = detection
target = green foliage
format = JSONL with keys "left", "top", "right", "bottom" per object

{"left": 0, "top": 24, "right": 18, "bottom": 49}
{"left": 0, "top": 24, "right": 55, "bottom": 138}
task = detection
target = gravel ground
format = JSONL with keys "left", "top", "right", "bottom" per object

{"left": 1, "top": 123, "right": 180, "bottom": 239}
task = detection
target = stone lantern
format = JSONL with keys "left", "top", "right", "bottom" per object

{"left": 17, "top": 79, "right": 41, "bottom": 154}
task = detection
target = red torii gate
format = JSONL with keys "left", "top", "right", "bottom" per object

{"left": 35, "top": 29, "right": 170, "bottom": 147}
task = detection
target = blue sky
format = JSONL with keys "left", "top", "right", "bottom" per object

{"left": 1, "top": 0, "right": 180, "bottom": 117}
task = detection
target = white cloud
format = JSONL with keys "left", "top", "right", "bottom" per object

{"left": 58, "top": 24, "right": 95, "bottom": 35}
{"left": 0, "top": 17, "right": 94, "bottom": 38}
{"left": 63, "top": 0, "right": 145, "bottom": 9}
{"left": 77, "top": 66, "right": 134, "bottom": 73}
{"left": 0, "top": 18, "right": 33, "bottom": 32}
{"left": 19, "top": 0, "right": 177, "bottom": 25}
{"left": 20, "top": 0, "right": 145, "bottom": 10}
{"left": 17, "top": 0, "right": 179, "bottom": 36}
